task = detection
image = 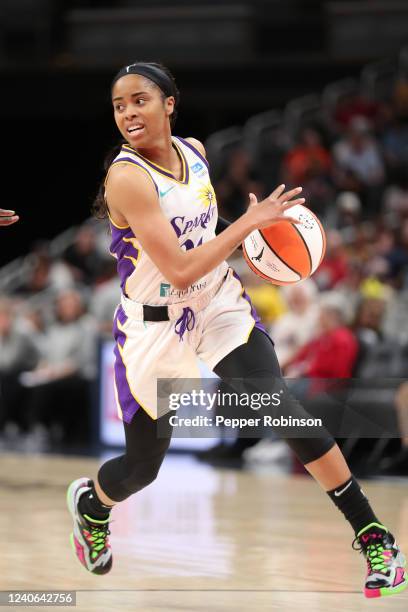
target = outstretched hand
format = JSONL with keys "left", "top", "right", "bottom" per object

{"left": 0, "top": 209, "right": 19, "bottom": 226}
{"left": 246, "top": 184, "right": 305, "bottom": 230}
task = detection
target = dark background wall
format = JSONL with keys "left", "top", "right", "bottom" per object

{"left": 1, "top": 0, "right": 407, "bottom": 264}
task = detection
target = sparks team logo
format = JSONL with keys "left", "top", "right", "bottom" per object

{"left": 170, "top": 205, "right": 216, "bottom": 237}
{"left": 197, "top": 182, "right": 216, "bottom": 208}
{"left": 192, "top": 162, "right": 203, "bottom": 174}
{"left": 160, "top": 283, "right": 171, "bottom": 297}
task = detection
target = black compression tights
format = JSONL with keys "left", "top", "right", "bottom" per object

{"left": 98, "top": 328, "right": 335, "bottom": 502}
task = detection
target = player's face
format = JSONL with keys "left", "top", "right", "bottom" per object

{"left": 112, "top": 75, "right": 174, "bottom": 146}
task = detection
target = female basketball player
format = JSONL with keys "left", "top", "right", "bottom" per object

{"left": 67, "top": 62, "right": 407, "bottom": 599}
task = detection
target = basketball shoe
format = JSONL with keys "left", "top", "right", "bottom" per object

{"left": 353, "top": 522, "right": 408, "bottom": 598}
{"left": 66, "top": 477, "right": 112, "bottom": 575}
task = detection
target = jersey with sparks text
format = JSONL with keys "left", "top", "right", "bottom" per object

{"left": 107, "top": 136, "right": 228, "bottom": 304}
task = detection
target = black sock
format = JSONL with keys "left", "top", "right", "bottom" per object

{"left": 327, "top": 475, "right": 380, "bottom": 536}
{"left": 78, "top": 483, "right": 113, "bottom": 521}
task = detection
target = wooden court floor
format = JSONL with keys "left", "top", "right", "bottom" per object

{"left": 0, "top": 452, "right": 407, "bottom": 611}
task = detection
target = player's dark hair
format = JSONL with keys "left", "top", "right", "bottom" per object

{"left": 92, "top": 141, "right": 126, "bottom": 219}
{"left": 92, "top": 62, "right": 179, "bottom": 220}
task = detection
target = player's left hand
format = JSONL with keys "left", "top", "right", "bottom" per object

{"left": 0, "top": 209, "right": 19, "bottom": 226}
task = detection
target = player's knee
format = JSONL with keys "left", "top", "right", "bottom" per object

{"left": 272, "top": 390, "right": 336, "bottom": 464}
{"left": 284, "top": 436, "right": 336, "bottom": 465}
{"left": 124, "top": 454, "right": 165, "bottom": 494}
{"left": 127, "top": 467, "right": 160, "bottom": 492}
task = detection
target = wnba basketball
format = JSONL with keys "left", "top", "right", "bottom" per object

{"left": 243, "top": 204, "right": 326, "bottom": 285}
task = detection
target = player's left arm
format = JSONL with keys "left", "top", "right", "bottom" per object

{"left": 185, "top": 137, "right": 232, "bottom": 236}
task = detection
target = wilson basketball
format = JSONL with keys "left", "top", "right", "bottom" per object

{"left": 242, "top": 204, "right": 326, "bottom": 285}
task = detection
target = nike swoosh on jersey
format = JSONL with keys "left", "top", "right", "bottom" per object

{"left": 159, "top": 186, "right": 175, "bottom": 197}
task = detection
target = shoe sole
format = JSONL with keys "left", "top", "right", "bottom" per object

{"left": 365, "top": 577, "right": 408, "bottom": 598}
{"left": 365, "top": 555, "right": 408, "bottom": 598}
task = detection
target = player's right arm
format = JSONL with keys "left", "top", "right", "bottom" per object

{"left": 0, "top": 209, "right": 19, "bottom": 226}
{"left": 106, "top": 165, "right": 304, "bottom": 291}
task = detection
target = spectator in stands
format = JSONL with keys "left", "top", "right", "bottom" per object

{"left": 333, "top": 92, "right": 382, "bottom": 132}
{"left": 393, "top": 220, "right": 408, "bottom": 288}
{"left": 383, "top": 287, "right": 408, "bottom": 344}
{"left": 382, "top": 166, "right": 408, "bottom": 215}
{"left": 19, "top": 303, "right": 49, "bottom": 357}
{"left": 282, "top": 126, "right": 332, "bottom": 184}
{"left": 313, "top": 229, "right": 349, "bottom": 290}
{"left": 281, "top": 125, "right": 334, "bottom": 216}
{"left": 348, "top": 221, "right": 377, "bottom": 265}
{"left": 325, "top": 191, "right": 362, "bottom": 234}
{"left": 353, "top": 296, "right": 386, "bottom": 347}
{"left": 335, "top": 261, "right": 365, "bottom": 315}
{"left": 14, "top": 241, "right": 73, "bottom": 299}
{"left": 365, "top": 229, "right": 394, "bottom": 278}
{"left": 285, "top": 295, "right": 358, "bottom": 379}
{"left": 0, "top": 296, "right": 39, "bottom": 432}
{"left": 280, "top": 293, "right": 363, "bottom": 471}
{"left": 62, "top": 222, "right": 107, "bottom": 286}
{"left": 21, "top": 288, "right": 97, "bottom": 448}
{"left": 271, "top": 279, "right": 319, "bottom": 369}
{"left": 382, "top": 112, "right": 408, "bottom": 179}
{"left": 90, "top": 259, "right": 121, "bottom": 335}
{"left": 215, "top": 147, "right": 264, "bottom": 220}
{"left": 333, "top": 116, "right": 385, "bottom": 214}
{"left": 368, "top": 226, "right": 408, "bottom": 288}
{"left": 393, "top": 74, "right": 408, "bottom": 119}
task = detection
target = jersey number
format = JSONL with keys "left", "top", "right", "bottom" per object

{"left": 181, "top": 236, "right": 203, "bottom": 251}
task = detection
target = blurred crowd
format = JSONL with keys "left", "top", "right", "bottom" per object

{"left": 209, "top": 75, "right": 408, "bottom": 475}
{"left": 0, "top": 223, "right": 120, "bottom": 452}
{"left": 0, "top": 75, "right": 408, "bottom": 475}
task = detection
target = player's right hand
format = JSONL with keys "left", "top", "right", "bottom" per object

{"left": 246, "top": 184, "right": 304, "bottom": 230}
{"left": 0, "top": 209, "right": 19, "bottom": 226}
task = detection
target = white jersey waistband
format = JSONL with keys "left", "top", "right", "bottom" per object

{"left": 120, "top": 268, "right": 231, "bottom": 321}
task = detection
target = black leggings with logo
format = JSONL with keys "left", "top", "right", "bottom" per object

{"left": 98, "top": 328, "right": 335, "bottom": 501}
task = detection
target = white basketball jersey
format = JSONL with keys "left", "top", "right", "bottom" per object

{"left": 107, "top": 136, "right": 228, "bottom": 305}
